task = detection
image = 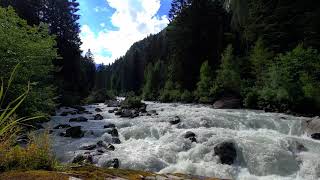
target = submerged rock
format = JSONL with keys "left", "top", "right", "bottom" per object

{"left": 71, "top": 105, "right": 86, "bottom": 112}
{"left": 104, "top": 123, "right": 116, "bottom": 129}
{"left": 95, "top": 108, "right": 102, "bottom": 112}
{"left": 108, "top": 109, "right": 115, "bottom": 113}
{"left": 69, "top": 117, "right": 88, "bottom": 122}
{"left": 214, "top": 142, "right": 237, "bottom": 165}
{"left": 112, "top": 137, "right": 121, "bottom": 144}
{"left": 80, "top": 144, "right": 97, "bottom": 150}
{"left": 170, "top": 116, "right": 181, "bottom": 125}
{"left": 54, "top": 124, "right": 71, "bottom": 129}
{"left": 105, "top": 100, "right": 121, "bottom": 107}
{"left": 65, "top": 126, "right": 84, "bottom": 138}
{"left": 94, "top": 114, "right": 104, "bottom": 120}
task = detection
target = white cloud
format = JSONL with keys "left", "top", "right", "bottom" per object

{"left": 80, "top": 0, "right": 169, "bottom": 64}
{"left": 100, "top": 23, "right": 105, "bottom": 27}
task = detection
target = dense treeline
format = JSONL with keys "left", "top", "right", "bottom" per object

{"left": 96, "top": 0, "right": 320, "bottom": 116}
{"left": 0, "top": 0, "right": 96, "bottom": 117}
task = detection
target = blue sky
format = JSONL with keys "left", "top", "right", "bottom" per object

{"left": 78, "top": 0, "right": 172, "bottom": 64}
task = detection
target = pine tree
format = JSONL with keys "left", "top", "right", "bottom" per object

{"left": 211, "top": 45, "right": 241, "bottom": 97}
{"left": 196, "top": 61, "right": 213, "bottom": 103}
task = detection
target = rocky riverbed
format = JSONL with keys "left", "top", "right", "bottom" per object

{"left": 42, "top": 100, "right": 320, "bottom": 180}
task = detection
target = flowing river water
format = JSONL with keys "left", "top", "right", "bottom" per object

{"left": 44, "top": 102, "right": 320, "bottom": 180}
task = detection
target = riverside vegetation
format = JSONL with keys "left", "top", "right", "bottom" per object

{"left": 0, "top": 0, "right": 320, "bottom": 179}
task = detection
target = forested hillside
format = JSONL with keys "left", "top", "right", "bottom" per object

{"left": 96, "top": 0, "right": 320, "bottom": 116}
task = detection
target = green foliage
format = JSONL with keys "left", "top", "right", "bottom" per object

{"left": 0, "top": 7, "right": 57, "bottom": 117}
{"left": 196, "top": 61, "right": 213, "bottom": 103}
{"left": 121, "top": 96, "right": 144, "bottom": 109}
{"left": 142, "top": 61, "right": 166, "bottom": 101}
{"left": 159, "top": 80, "right": 181, "bottom": 102}
{"left": 180, "top": 90, "right": 194, "bottom": 103}
{"left": 84, "top": 89, "right": 115, "bottom": 104}
{"left": 249, "top": 38, "right": 272, "bottom": 82}
{"left": 211, "top": 45, "right": 241, "bottom": 97}
{"left": 259, "top": 45, "right": 320, "bottom": 114}
{"left": 0, "top": 133, "right": 56, "bottom": 172}
{"left": 0, "top": 64, "right": 42, "bottom": 141}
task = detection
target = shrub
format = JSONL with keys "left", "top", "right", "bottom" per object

{"left": 85, "top": 89, "right": 115, "bottom": 104}
{"left": 195, "top": 61, "right": 213, "bottom": 103}
{"left": 181, "top": 90, "right": 194, "bottom": 103}
{"left": 0, "top": 133, "right": 56, "bottom": 172}
{"left": 121, "top": 96, "right": 144, "bottom": 109}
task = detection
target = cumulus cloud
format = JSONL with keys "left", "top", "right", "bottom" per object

{"left": 80, "top": 0, "right": 169, "bottom": 64}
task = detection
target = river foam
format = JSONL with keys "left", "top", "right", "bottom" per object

{"left": 45, "top": 102, "right": 320, "bottom": 180}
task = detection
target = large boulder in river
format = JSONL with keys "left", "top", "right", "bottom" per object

{"left": 214, "top": 142, "right": 237, "bottom": 165}
{"left": 104, "top": 123, "right": 116, "bottom": 129}
{"left": 184, "top": 131, "right": 197, "bottom": 142}
{"left": 213, "top": 96, "right": 241, "bottom": 109}
{"left": 94, "top": 114, "right": 104, "bottom": 120}
{"left": 65, "top": 126, "right": 84, "bottom": 138}
{"left": 303, "top": 117, "right": 320, "bottom": 136}
{"left": 69, "top": 117, "right": 88, "bottom": 122}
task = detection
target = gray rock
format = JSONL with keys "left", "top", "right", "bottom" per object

{"left": 214, "top": 142, "right": 237, "bottom": 165}
{"left": 95, "top": 108, "right": 102, "bottom": 112}
{"left": 69, "top": 117, "right": 88, "bottom": 122}
{"left": 102, "top": 158, "right": 120, "bottom": 168}
{"left": 80, "top": 144, "right": 97, "bottom": 150}
{"left": 94, "top": 114, "right": 104, "bottom": 120}
{"left": 65, "top": 126, "right": 84, "bottom": 138}
{"left": 170, "top": 116, "right": 181, "bottom": 125}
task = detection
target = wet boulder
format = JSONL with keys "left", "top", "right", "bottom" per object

{"left": 214, "top": 142, "right": 237, "bottom": 165}
{"left": 69, "top": 116, "right": 88, "bottom": 122}
{"left": 94, "top": 114, "right": 104, "bottom": 120}
{"left": 112, "top": 137, "right": 121, "bottom": 144}
{"left": 72, "top": 154, "right": 93, "bottom": 164}
{"left": 102, "top": 158, "right": 120, "bottom": 169}
{"left": 54, "top": 124, "right": 71, "bottom": 129}
{"left": 65, "top": 126, "right": 84, "bottom": 138}
{"left": 311, "top": 133, "right": 320, "bottom": 140}
{"left": 184, "top": 131, "right": 197, "bottom": 142}
{"left": 104, "top": 123, "right": 116, "bottom": 129}
{"left": 108, "top": 109, "right": 115, "bottom": 113}
{"left": 95, "top": 108, "right": 102, "bottom": 112}
{"left": 97, "top": 141, "right": 115, "bottom": 151}
{"left": 119, "top": 109, "right": 133, "bottom": 118}
{"left": 107, "top": 128, "right": 119, "bottom": 137}
{"left": 170, "top": 116, "right": 181, "bottom": 125}
{"left": 80, "top": 144, "right": 97, "bottom": 150}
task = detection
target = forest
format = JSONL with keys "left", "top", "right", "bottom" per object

{"left": 96, "top": 0, "right": 320, "bottom": 116}
{"left": 0, "top": 0, "right": 320, "bottom": 178}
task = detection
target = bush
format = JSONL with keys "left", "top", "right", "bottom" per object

{"left": 195, "top": 61, "right": 213, "bottom": 103}
{"left": 159, "top": 80, "right": 181, "bottom": 102}
{"left": 258, "top": 45, "right": 320, "bottom": 114}
{"left": 121, "top": 96, "right": 144, "bottom": 109}
{"left": 84, "top": 89, "right": 115, "bottom": 104}
{"left": 0, "top": 133, "right": 56, "bottom": 172}
{"left": 181, "top": 90, "right": 194, "bottom": 103}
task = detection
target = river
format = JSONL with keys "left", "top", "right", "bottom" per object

{"left": 44, "top": 102, "right": 320, "bottom": 180}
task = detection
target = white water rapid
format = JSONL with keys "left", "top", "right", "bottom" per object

{"left": 45, "top": 102, "right": 320, "bottom": 180}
